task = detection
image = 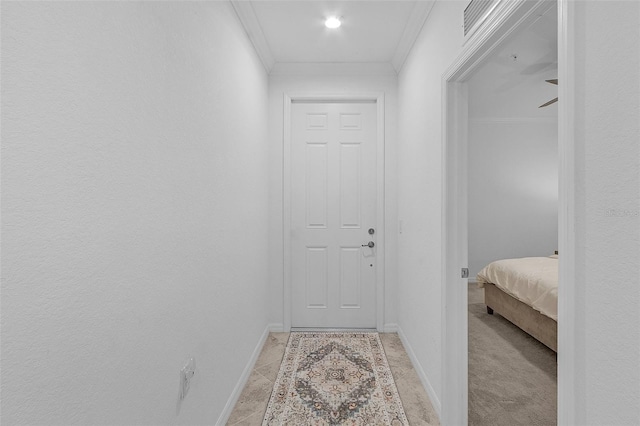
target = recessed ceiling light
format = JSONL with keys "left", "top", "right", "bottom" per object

{"left": 325, "top": 16, "right": 341, "bottom": 29}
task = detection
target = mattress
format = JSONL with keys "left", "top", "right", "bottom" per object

{"left": 476, "top": 256, "right": 558, "bottom": 321}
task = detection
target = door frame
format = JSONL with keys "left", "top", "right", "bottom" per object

{"left": 440, "top": 1, "right": 576, "bottom": 425}
{"left": 282, "top": 92, "right": 386, "bottom": 332}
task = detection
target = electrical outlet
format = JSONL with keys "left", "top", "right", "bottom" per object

{"left": 179, "top": 357, "right": 196, "bottom": 400}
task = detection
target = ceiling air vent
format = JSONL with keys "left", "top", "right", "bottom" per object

{"left": 464, "top": 0, "right": 497, "bottom": 36}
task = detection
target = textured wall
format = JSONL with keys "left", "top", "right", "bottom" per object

{"left": 467, "top": 119, "right": 558, "bottom": 276}
{"left": 397, "top": 1, "right": 467, "bottom": 408}
{"left": 1, "top": 2, "right": 269, "bottom": 424}
{"left": 398, "top": 0, "right": 639, "bottom": 422}
{"left": 466, "top": 16, "right": 559, "bottom": 277}
{"left": 572, "top": 1, "right": 640, "bottom": 423}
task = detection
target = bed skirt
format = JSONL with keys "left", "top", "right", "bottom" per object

{"left": 484, "top": 283, "right": 557, "bottom": 352}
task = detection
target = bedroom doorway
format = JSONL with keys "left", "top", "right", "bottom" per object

{"left": 465, "top": 4, "right": 559, "bottom": 423}
{"left": 440, "top": 0, "right": 576, "bottom": 424}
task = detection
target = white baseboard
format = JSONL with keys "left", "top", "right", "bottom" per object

{"left": 268, "top": 323, "right": 285, "bottom": 332}
{"left": 382, "top": 323, "right": 398, "bottom": 333}
{"left": 216, "top": 324, "right": 271, "bottom": 425}
{"left": 397, "top": 325, "right": 442, "bottom": 420}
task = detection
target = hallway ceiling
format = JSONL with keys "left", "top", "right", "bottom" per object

{"left": 231, "top": 1, "right": 435, "bottom": 73}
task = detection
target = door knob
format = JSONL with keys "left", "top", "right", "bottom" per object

{"left": 362, "top": 241, "right": 375, "bottom": 248}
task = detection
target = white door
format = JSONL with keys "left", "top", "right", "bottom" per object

{"left": 290, "top": 101, "right": 378, "bottom": 328}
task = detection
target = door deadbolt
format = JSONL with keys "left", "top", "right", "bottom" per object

{"left": 362, "top": 241, "right": 375, "bottom": 248}
{"left": 368, "top": 228, "right": 375, "bottom": 235}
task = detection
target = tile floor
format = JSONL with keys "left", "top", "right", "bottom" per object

{"left": 227, "top": 332, "right": 440, "bottom": 425}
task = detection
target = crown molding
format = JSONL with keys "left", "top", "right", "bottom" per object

{"left": 391, "top": 0, "right": 436, "bottom": 73}
{"left": 231, "top": 1, "right": 275, "bottom": 73}
{"left": 270, "top": 62, "right": 397, "bottom": 77}
{"left": 469, "top": 116, "right": 558, "bottom": 124}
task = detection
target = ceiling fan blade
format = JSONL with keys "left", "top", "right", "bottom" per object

{"left": 539, "top": 97, "right": 558, "bottom": 108}
{"left": 546, "top": 79, "right": 558, "bottom": 85}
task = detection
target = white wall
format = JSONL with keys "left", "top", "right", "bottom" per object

{"left": 467, "top": 119, "right": 558, "bottom": 276}
{"left": 398, "top": 0, "right": 639, "bottom": 423}
{"left": 267, "top": 63, "right": 399, "bottom": 330}
{"left": 1, "top": 2, "right": 270, "bottom": 424}
{"left": 396, "top": 1, "right": 467, "bottom": 411}
{"left": 571, "top": 1, "right": 640, "bottom": 423}
{"left": 466, "top": 13, "right": 559, "bottom": 277}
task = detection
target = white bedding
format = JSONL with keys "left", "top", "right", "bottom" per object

{"left": 476, "top": 256, "right": 558, "bottom": 321}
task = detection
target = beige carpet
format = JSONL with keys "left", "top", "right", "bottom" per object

{"left": 468, "top": 283, "right": 557, "bottom": 425}
{"left": 262, "top": 332, "right": 408, "bottom": 425}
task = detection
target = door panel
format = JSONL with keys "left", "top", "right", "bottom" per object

{"left": 305, "top": 247, "right": 328, "bottom": 308}
{"left": 339, "top": 143, "right": 361, "bottom": 228}
{"left": 305, "top": 143, "right": 328, "bottom": 228}
{"left": 291, "top": 102, "right": 377, "bottom": 328}
{"left": 339, "top": 247, "right": 362, "bottom": 308}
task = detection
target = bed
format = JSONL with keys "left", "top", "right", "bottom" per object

{"left": 476, "top": 255, "right": 558, "bottom": 352}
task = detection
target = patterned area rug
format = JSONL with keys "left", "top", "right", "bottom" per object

{"left": 262, "top": 332, "right": 408, "bottom": 425}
